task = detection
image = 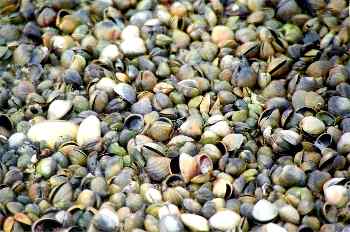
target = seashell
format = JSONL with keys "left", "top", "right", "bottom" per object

{"left": 179, "top": 115, "right": 203, "bottom": 138}
{"left": 114, "top": 83, "right": 136, "bottom": 104}
{"left": 180, "top": 213, "right": 209, "bottom": 232}
{"left": 300, "top": 116, "right": 325, "bottom": 136}
{"left": 260, "top": 223, "right": 288, "bottom": 232}
{"left": 170, "top": 153, "right": 199, "bottom": 183}
{"left": 146, "top": 155, "right": 171, "bottom": 181}
{"left": 252, "top": 199, "right": 278, "bottom": 223}
{"left": 324, "top": 185, "right": 349, "bottom": 207}
{"left": 209, "top": 209, "right": 241, "bottom": 231}
{"left": 212, "top": 178, "right": 233, "bottom": 199}
{"left": 77, "top": 115, "right": 101, "bottom": 147}
{"left": 28, "top": 120, "right": 78, "bottom": 149}
{"left": 195, "top": 154, "right": 213, "bottom": 174}
{"left": 159, "top": 215, "right": 184, "bottom": 232}
{"left": 221, "top": 133, "right": 244, "bottom": 151}
{"left": 336, "top": 132, "right": 350, "bottom": 154}
{"left": 48, "top": 100, "right": 72, "bottom": 120}
{"left": 278, "top": 204, "right": 300, "bottom": 224}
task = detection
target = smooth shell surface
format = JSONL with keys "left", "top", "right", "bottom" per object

{"left": 180, "top": 214, "right": 209, "bottom": 232}
{"left": 48, "top": 100, "right": 72, "bottom": 120}
{"left": 300, "top": 116, "right": 325, "bottom": 135}
{"left": 77, "top": 115, "right": 101, "bottom": 147}
{"left": 27, "top": 120, "right": 78, "bottom": 148}
{"left": 209, "top": 210, "right": 241, "bottom": 230}
{"left": 252, "top": 199, "right": 278, "bottom": 222}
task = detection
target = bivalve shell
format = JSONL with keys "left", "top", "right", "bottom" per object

{"left": 252, "top": 199, "right": 278, "bottom": 223}
{"left": 47, "top": 100, "right": 72, "bottom": 120}
{"left": 77, "top": 115, "right": 101, "bottom": 147}
{"left": 324, "top": 185, "right": 349, "bottom": 207}
{"left": 300, "top": 116, "right": 325, "bottom": 135}
{"left": 209, "top": 209, "right": 241, "bottom": 230}
{"left": 28, "top": 120, "right": 78, "bottom": 149}
{"left": 180, "top": 214, "right": 209, "bottom": 232}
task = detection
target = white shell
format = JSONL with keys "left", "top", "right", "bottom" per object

{"left": 27, "top": 120, "right": 78, "bottom": 148}
{"left": 48, "top": 100, "right": 72, "bottom": 120}
{"left": 180, "top": 214, "right": 209, "bottom": 232}
{"left": 209, "top": 209, "right": 241, "bottom": 230}
{"left": 77, "top": 115, "right": 101, "bottom": 147}
{"left": 100, "top": 44, "right": 122, "bottom": 62}
{"left": 95, "top": 77, "right": 118, "bottom": 95}
{"left": 252, "top": 199, "right": 278, "bottom": 222}
{"left": 121, "top": 25, "right": 140, "bottom": 40}
{"left": 120, "top": 38, "right": 146, "bottom": 56}
{"left": 206, "top": 120, "right": 232, "bottom": 137}
{"left": 324, "top": 185, "right": 348, "bottom": 207}
{"left": 260, "top": 223, "right": 288, "bottom": 232}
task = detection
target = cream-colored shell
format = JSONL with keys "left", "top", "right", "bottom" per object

{"left": 27, "top": 120, "right": 78, "bottom": 148}
{"left": 77, "top": 115, "right": 101, "bottom": 147}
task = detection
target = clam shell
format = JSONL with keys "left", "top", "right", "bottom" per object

{"left": 48, "top": 100, "right": 72, "bottom": 120}
{"left": 337, "top": 132, "right": 350, "bottom": 154}
{"left": 324, "top": 185, "right": 348, "bottom": 207}
{"left": 300, "top": 116, "right": 325, "bottom": 135}
{"left": 252, "top": 199, "right": 278, "bottom": 223}
{"left": 77, "top": 115, "right": 101, "bottom": 147}
{"left": 146, "top": 156, "right": 171, "bottom": 182}
{"left": 278, "top": 205, "right": 300, "bottom": 224}
{"left": 222, "top": 133, "right": 244, "bottom": 151}
{"left": 179, "top": 153, "right": 199, "bottom": 183}
{"left": 180, "top": 213, "right": 209, "bottom": 232}
{"left": 209, "top": 209, "right": 241, "bottom": 231}
{"left": 28, "top": 120, "right": 78, "bottom": 149}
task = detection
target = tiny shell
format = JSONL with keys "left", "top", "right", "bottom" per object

{"left": 28, "top": 120, "right": 78, "bottom": 148}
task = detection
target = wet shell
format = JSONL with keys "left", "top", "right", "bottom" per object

{"left": 114, "top": 83, "right": 136, "bottom": 104}
{"left": 48, "top": 100, "right": 72, "bottom": 120}
{"left": 77, "top": 115, "right": 101, "bottom": 147}
{"left": 27, "top": 120, "right": 78, "bottom": 149}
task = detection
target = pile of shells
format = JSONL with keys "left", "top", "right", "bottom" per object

{"left": 0, "top": 0, "right": 350, "bottom": 231}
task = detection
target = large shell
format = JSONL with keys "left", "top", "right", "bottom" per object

{"left": 48, "top": 100, "right": 73, "bottom": 120}
{"left": 27, "top": 120, "right": 78, "bottom": 149}
{"left": 77, "top": 115, "right": 101, "bottom": 147}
